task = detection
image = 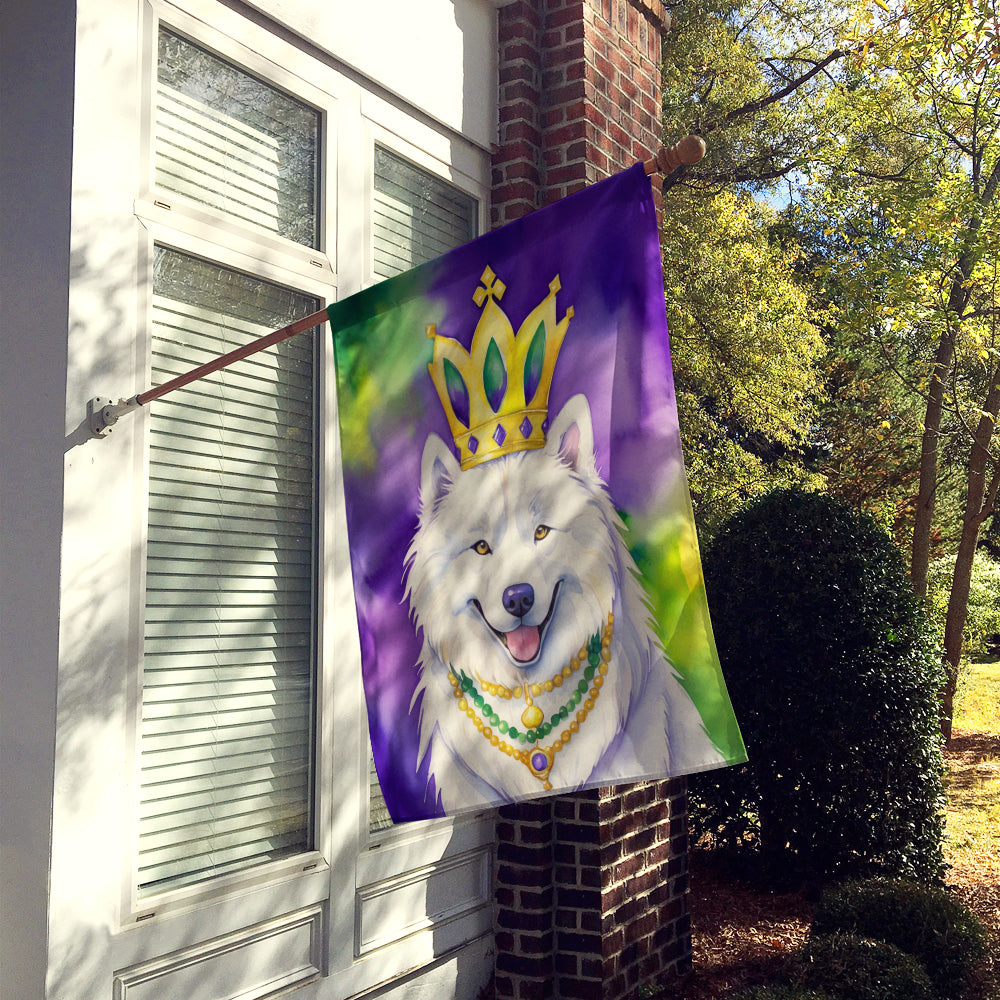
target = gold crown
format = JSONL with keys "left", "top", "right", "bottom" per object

{"left": 427, "top": 266, "right": 574, "bottom": 469}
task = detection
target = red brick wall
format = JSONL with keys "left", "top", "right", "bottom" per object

{"left": 553, "top": 783, "right": 691, "bottom": 997}
{"left": 492, "top": 0, "right": 667, "bottom": 227}
{"left": 495, "top": 800, "right": 555, "bottom": 998}
{"left": 490, "top": 4, "right": 691, "bottom": 998}
{"left": 494, "top": 783, "right": 691, "bottom": 1000}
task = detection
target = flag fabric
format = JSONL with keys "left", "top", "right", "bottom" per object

{"left": 330, "top": 163, "right": 745, "bottom": 822}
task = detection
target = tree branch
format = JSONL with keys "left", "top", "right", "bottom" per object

{"left": 701, "top": 49, "right": 847, "bottom": 134}
{"left": 852, "top": 165, "right": 918, "bottom": 183}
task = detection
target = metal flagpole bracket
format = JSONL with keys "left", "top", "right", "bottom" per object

{"left": 88, "top": 395, "right": 141, "bottom": 438}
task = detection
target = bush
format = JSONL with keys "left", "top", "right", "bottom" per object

{"left": 691, "top": 489, "right": 946, "bottom": 882}
{"left": 812, "top": 878, "right": 988, "bottom": 998}
{"left": 792, "top": 933, "right": 934, "bottom": 1000}
{"left": 927, "top": 550, "right": 1000, "bottom": 659}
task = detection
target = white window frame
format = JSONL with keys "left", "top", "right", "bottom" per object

{"left": 324, "top": 94, "right": 496, "bottom": 997}
{"left": 122, "top": 0, "right": 339, "bottom": 933}
{"left": 110, "top": 0, "right": 496, "bottom": 992}
{"left": 122, "top": 224, "right": 337, "bottom": 925}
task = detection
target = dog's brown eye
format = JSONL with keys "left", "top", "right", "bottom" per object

{"left": 534, "top": 525, "right": 550, "bottom": 541}
{"left": 472, "top": 539, "right": 492, "bottom": 555}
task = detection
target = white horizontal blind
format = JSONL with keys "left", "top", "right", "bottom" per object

{"left": 156, "top": 27, "right": 320, "bottom": 248}
{"left": 138, "top": 247, "right": 319, "bottom": 895}
{"left": 372, "top": 146, "right": 477, "bottom": 280}
{"left": 367, "top": 148, "right": 477, "bottom": 832}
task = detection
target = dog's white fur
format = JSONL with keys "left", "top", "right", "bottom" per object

{"left": 405, "top": 394, "right": 723, "bottom": 812}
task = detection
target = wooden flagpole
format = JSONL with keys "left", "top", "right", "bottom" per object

{"left": 88, "top": 307, "right": 331, "bottom": 436}
{"left": 136, "top": 306, "right": 330, "bottom": 406}
{"left": 88, "top": 136, "right": 705, "bottom": 437}
{"left": 642, "top": 134, "right": 706, "bottom": 176}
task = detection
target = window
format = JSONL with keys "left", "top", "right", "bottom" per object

{"left": 117, "top": 7, "right": 493, "bottom": 991}
{"left": 372, "top": 145, "right": 477, "bottom": 280}
{"left": 367, "top": 146, "right": 478, "bottom": 833}
{"left": 136, "top": 26, "right": 323, "bottom": 898}
{"left": 155, "top": 28, "right": 320, "bottom": 247}
{"left": 139, "top": 248, "right": 318, "bottom": 895}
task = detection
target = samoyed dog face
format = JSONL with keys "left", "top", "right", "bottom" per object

{"left": 403, "top": 393, "right": 723, "bottom": 810}
{"left": 405, "top": 394, "right": 616, "bottom": 692}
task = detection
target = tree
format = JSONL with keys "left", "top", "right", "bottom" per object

{"left": 659, "top": 1, "right": 846, "bottom": 533}
{"left": 661, "top": 0, "right": 854, "bottom": 195}
{"left": 660, "top": 188, "right": 825, "bottom": 534}
{"left": 783, "top": 191, "right": 989, "bottom": 553}
{"left": 801, "top": 0, "right": 1000, "bottom": 735}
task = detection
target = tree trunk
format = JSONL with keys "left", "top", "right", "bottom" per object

{"left": 910, "top": 160, "right": 1000, "bottom": 597}
{"left": 940, "top": 374, "right": 1000, "bottom": 740}
{"left": 910, "top": 329, "right": 955, "bottom": 598}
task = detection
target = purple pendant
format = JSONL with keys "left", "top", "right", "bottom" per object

{"left": 531, "top": 751, "right": 547, "bottom": 773}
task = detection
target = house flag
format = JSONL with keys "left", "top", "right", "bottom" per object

{"left": 330, "top": 163, "right": 746, "bottom": 821}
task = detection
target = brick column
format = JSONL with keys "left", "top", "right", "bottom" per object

{"left": 551, "top": 782, "right": 691, "bottom": 998}
{"left": 491, "top": 3, "right": 692, "bottom": 999}
{"left": 493, "top": 1, "right": 544, "bottom": 224}
{"left": 495, "top": 801, "right": 554, "bottom": 1000}
{"left": 492, "top": 0, "right": 667, "bottom": 227}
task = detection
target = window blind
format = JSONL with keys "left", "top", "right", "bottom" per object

{"left": 367, "top": 148, "right": 477, "bottom": 832}
{"left": 372, "top": 146, "right": 477, "bottom": 280}
{"left": 138, "top": 248, "right": 319, "bottom": 895}
{"left": 156, "top": 28, "right": 320, "bottom": 248}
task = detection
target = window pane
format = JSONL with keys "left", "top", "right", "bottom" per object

{"left": 139, "top": 247, "right": 318, "bottom": 895}
{"left": 156, "top": 28, "right": 320, "bottom": 248}
{"left": 372, "top": 146, "right": 477, "bottom": 280}
{"left": 368, "top": 149, "right": 478, "bottom": 832}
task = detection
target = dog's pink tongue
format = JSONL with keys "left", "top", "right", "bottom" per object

{"left": 506, "top": 624, "right": 540, "bottom": 662}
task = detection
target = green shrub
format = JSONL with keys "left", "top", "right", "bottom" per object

{"left": 793, "top": 933, "right": 934, "bottom": 1000}
{"left": 927, "top": 550, "right": 1000, "bottom": 658}
{"left": 691, "top": 489, "right": 946, "bottom": 882}
{"left": 812, "top": 878, "right": 988, "bottom": 998}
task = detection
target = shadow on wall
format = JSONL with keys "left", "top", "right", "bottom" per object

{"left": 44, "top": 202, "right": 154, "bottom": 997}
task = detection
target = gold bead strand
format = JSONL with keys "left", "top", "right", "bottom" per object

{"left": 447, "top": 614, "right": 615, "bottom": 789}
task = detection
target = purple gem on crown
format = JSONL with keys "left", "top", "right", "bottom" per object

{"left": 531, "top": 751, "right": 547, "bottom": 773}
{"left": 519, "top": 416, "right": 533, "bottom": 439}
{"left": 493, "top": 424, "right": 506, "bottom": 447}
{"left": 468, "top": 436, "right": 479, "bottom": 454}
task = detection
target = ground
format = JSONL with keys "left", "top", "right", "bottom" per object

{"left": 943, "top": 727, "right": 1000, "bottom": 1000}
{"left": 658, "top": 698, "right": 1000, "bottom": 999}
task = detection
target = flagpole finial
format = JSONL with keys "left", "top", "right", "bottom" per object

{"left": 643, "top": 135, "right": 706, "bottom": 176}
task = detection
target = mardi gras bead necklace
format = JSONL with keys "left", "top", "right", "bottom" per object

{"left": 448, "top": 613, "right": 613, "bottom": 789}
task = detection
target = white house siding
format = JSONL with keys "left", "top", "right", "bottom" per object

{"left": 242, "top": 0, "right": 498, "bottom": 153}
{"left": 0, "top": 1, "right": 499, "bottom": 998}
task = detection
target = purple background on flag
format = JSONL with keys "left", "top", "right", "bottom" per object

{"left": 334, "top": 164, "right": 680, "bottom": 820}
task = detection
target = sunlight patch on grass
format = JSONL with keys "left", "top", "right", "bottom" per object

{"left": 946, "top": 659, "right": 1000, "bottom": 870}
{"left": 945, "top": 765, "right": 1000, "bottom": 863}
{"left": 955, "top": 660, "right": 1000, "bottom": 737}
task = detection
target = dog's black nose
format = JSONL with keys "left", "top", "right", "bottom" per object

{"left": 503, "top": 583, "right": 534, "bottom": 618}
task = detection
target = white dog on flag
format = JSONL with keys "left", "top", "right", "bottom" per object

{"left": 404, "top": 393, "right": 723, "bottom": 813}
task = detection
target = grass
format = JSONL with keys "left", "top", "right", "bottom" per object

{"left": 955, "top": 658, "right": 1000, "bottom": 734}
{"left": 945, "top": 659, "right": 1000, "bottom": 868}
{"left": 942, "top": 658, "right": 1000, "bottom": 1000}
